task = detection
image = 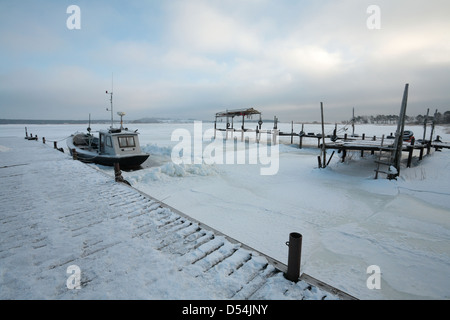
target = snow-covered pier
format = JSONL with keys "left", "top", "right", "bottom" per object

{"left": 0, "top": 136, "right": 355, "bottom": 300}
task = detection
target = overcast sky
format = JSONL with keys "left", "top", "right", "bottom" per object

{"left": 1, "top": 0, "right": 449, "bottom": 122}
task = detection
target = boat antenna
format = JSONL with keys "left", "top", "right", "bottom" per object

{"left": 106, "top": 73, "right": 114, "bottom": 129}
{"left": 87, "top": 113, "right": 91, "bottom": 133}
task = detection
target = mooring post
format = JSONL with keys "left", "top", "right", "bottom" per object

{"left": 114, "top": 163, "right": 131, "bottom": 185}
{"left": 54, "top": 141, "right": 57, "bottom": 149}
{"left": 114, "top": 163, "right": 122, "bottom": 182}
{"left": 285, "top": 232, "right": 302, "bottom": 282}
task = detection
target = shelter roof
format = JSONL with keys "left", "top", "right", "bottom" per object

{"left": 215, "top": 108, "right": 261, "bottom": 118}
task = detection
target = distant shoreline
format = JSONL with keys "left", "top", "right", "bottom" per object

{"left": 0, "top": 118, "right": 211, "bottom": 125}
{"left": 0, "top": 119, "right": 110, "bottom": 125}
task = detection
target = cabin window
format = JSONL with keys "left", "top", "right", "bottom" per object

{"left": 118, "top": 136, "right": 136, "bottom": 148}
{"left": 106, "top": 136, "right": 112, "bottom": 147}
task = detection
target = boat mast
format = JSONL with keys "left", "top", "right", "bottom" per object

{"left": 106, "top": 73, "right": 114, "bottom": 129}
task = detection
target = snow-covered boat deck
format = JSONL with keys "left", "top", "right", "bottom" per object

{"left": 0, "top": 136, "right": 353, "bottom": 300}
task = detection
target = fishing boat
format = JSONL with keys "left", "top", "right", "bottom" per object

{"left": 67, "top": 89, "right": 149, "bottom": 169}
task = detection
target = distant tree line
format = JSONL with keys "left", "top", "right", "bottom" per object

{"left": 343, "top": 111, "right": 450, "bottom": 125}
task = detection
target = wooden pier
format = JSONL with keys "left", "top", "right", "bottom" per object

{"left": 324, "top": 137, "right": 428, "bottom": 165}
{"left": 213, "top": 85, "right": 448, "bottom": 179}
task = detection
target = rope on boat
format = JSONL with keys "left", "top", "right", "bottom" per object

{"left": 43, "top": 135, "right": 73, "bottom": 143}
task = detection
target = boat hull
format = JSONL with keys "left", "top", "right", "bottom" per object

{"left": 71, "top": 149, "right": 149, "bottom": 168}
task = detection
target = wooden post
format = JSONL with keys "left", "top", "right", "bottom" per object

{"left": 407, "top": 146, "right": 413, "bottom": 168}
{"left": 241, "top": 115, "right": 245, "bottom": 142}
{"left": 231, "top": 116, "right": 234, "bottom": 140}
{"left": 419, "top": 147, "right": 424, "bottom": 160}
{"left": 54, "top": 141, "right": 58, "bottom": 149}
{"left": 351, "top": 107, "right": 355, "bottom": 137}
{"left": 291, "top": 121, "right": 294, "bottom": 144}
{"left": 256, "top": 126, "right": 260, "bottom": 143}
{"left": 361, "top": 134, "right": 365, "bottom": 157}
{"left": 375, "top": 135, "right": 385, "bottom": 179}
{"left": 392, "top": 83, "right": 409, "bottom": 178}
{"left": 320, "top": 102, "right": 326, "bottom": 168}
{"left": 327, "top": 151, "right": 335, "bottom": 166}
{"left": 25, "top": 127, "right": 28, "bottom": 138}
{"left": 428, "top": 109, "right": 438, "bottom": 155}
{"left": 371, "top": 135, "right": 376, "bottom": 155}
{"left": 429, "top": 109, "right": 438, "bottom": 143}
{"left": 299, "top": 124, "right": 304, "bottom": 149}
{"left": 422, "top": 108, "right": 429, "bottom": 143}
{"left": 226, "top": 114, "right": 229, "bottom": 140}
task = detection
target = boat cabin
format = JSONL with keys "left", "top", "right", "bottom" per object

{"left": 99, "top": 128, "right": 143, "bottom": 156}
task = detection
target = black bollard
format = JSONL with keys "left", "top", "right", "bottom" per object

{"left": 285, "top": 232, "right": 302, "bottom": 282}
{"left": 114, "top": 163, "right": 131, "bottom": 185}
{"left": 114, "top": 163, "right": 122, "bottom": 181}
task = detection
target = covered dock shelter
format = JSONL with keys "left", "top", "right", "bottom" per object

{"left": 214, "top": 108, "right": 263, "bottom": 141}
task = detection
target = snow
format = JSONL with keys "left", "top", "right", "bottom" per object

{"left": 1, "top": 122, "right": 449, "bottom": 300}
